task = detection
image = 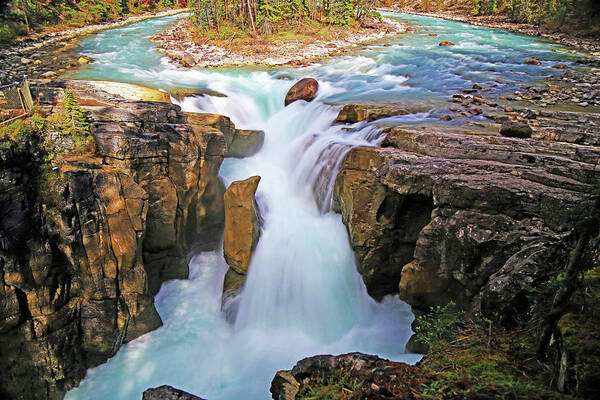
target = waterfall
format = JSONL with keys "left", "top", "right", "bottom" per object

{"left": 65, "top": 10, "right": 569, "bottom": 400}
{"left": 66, "top": 75, "right": 418, "bottom": 400}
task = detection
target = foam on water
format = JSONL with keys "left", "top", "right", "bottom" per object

{"left": 66, "top": 11, "right": 574, "bottom": 400}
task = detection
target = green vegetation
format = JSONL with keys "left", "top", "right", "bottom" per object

{"left": 556, "top": 264, "right": 600, "bottom": 398}
{"left": 192, "top": 0, "right": 381, "bottom": 37}
{"left": 0, "top": 0, "right": 186, "bottom": 44}
{"left": 389, "top": 0, "right": 600, "bottom": 36}
{"left": 413, "top": 301, "right": 465, "bottom": 348}
{"left": 417, "top": 314, "right": 571, "bottom": 399}
{"left": 415, "top": 216, "right": 600, "bottom": 399}
{"left": 0, "top": 90, "right": 93, "bottom": 207}
{"left": 53, "top": 89, "right": 94, "bottom": 154}
{"left": 298, "top": 368, "right": 365, "bottom": 400}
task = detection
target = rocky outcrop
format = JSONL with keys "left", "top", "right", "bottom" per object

{"left": 270, "top": 353, "right": 428, "bottom": 400}
{"left": 222, "top": 176, "right": 261, "bottom": 307}
{"left": 142, "top": 385, "right": 206, "bottom": 400}
{"left": 0, "top": 80, "right": 238, "bottom": 400}
{"left": 226, "top": 129, "right": 264, "bottom": 158}
{"left": 333, "top": 118, "right": 600, "bottom": 316}
{"left": 335, "top": 103, "right": 427, "bottom": 124}
{"left": 284, "top": 78, "right": 318, "bottom": 106}
{"left": 500, "top": 120, "right": 533, "bottom": 138}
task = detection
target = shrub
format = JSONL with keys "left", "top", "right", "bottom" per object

{"left": 414, "top": 301, "right": 465, "bottom": 348}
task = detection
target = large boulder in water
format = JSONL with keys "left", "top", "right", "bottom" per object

{"left": 284, "top": 78, "right": 319, "bottom": 106}
{"left": 222, "top": 176, "right": 262, "bottom": 313}
{"left": 223, "top": 176, "right": 262, "bottom": 273}
{"left": 143, "top": 385, "right": 206, "bottom": 399}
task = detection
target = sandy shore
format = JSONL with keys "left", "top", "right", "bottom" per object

{"left": 152, "top": 18, "right": 407, "bottom": 68}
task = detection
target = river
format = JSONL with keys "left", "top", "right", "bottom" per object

{"left": 65, "top": 11, "right": 571, "bottom": 400}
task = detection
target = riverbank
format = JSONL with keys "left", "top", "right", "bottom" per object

{"left": 380, "top": 7, "right": 600, "bottom": 55}
{"left": 0, "top": 9, "right": 188, "bottom": 84}
{"left": 152, "top": 17, "right": 406, "bottom": 68}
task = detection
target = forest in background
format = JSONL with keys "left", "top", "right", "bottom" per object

{"left": 388, "top": 0, "right": 600, "bottom": 36}
{"left": 192, "top": 0, "right": 381, "bottom": 36}
{"left": 0, "top": 0, "right": 186, "bottom": 44}
{"left": 1, "top": 0, "right": 599, "bottom": 47}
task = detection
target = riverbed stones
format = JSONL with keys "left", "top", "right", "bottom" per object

{"left": 525, "top": 57, "right": 542, "bottom": 65}
{"left": 284, "top": 78, "right": 319, "bottom": 106}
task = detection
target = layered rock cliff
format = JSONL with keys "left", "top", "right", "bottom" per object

{"left": 333, "top": 109, "right": 600, "bottom": 318}
{"left": 0, "top": 80, "right": 244, "bottom": 400}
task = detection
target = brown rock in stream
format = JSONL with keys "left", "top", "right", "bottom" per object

{"left": 222, "top": 176, "right": 262, "bottom": 309}
{"left": 284, "top": 78, "right": 319, "bottom": 106}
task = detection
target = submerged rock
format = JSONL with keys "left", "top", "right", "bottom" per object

{"left": 143, "top": 385, "right": 206, "bottom": 400}
{"left": 284, "top": 78, "right": 319, "bottom": 106}
{"left": 525, "top": 57, "right": 542, "bottom": 65}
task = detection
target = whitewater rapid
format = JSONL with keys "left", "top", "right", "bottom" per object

{"left": 65, "top": 11, "right": 573, "bottom": 400}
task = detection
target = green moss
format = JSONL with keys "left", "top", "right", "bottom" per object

{"left": 556, "top": 264, "right": 600, "bottom": 398}
{"left": 420, "top": 327, "right": 571, "bottom": 400}
{"left": 298, "top": 368, "right": 364, "bottom": 400}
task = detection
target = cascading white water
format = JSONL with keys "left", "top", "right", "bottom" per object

{"left": 187, "top": 75, "right": 413, "bottom": 350}
{"left": 66, "top": 72, "right": 419, "bottom": 400}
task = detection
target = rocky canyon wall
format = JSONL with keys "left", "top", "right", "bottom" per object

{"left": 333, "top": 108, "right": 600, "bottom": 319}
{"left": 0, "top": 80, "right": 244, "bottom": 400}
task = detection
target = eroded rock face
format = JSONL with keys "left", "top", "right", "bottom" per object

{"left": 222, "top": 176, "right": 261, "bottom": 306}
{"left": 0, "top": 81, "right": 232, "bottom": 400}
{"left": 284, "top": 78, "right": 319, "bottom": 106}
{"left": 335, "top": 103, "right": 427, "bottom": 124}
{"left": 333, "top": 121, "right": 599, "bottom": 315}
{"left": 143, "top": 385, "right": 206, "bottom": 400}
{"left": 226, "top": 129, "right": 264, "bottom": 158}
{"left": 270, "top": 353, "right": 428, "bottom": 400}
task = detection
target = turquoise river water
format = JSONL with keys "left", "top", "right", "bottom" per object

{"left": 65, "top": 11, "right": 573, "bottom": 400}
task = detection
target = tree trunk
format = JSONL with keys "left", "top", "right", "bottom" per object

{"left": 536, "top": 197, "right": 600, "bottom": 359}
{"left": 246, "top": 0, "right": 257, "bottom": 36}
